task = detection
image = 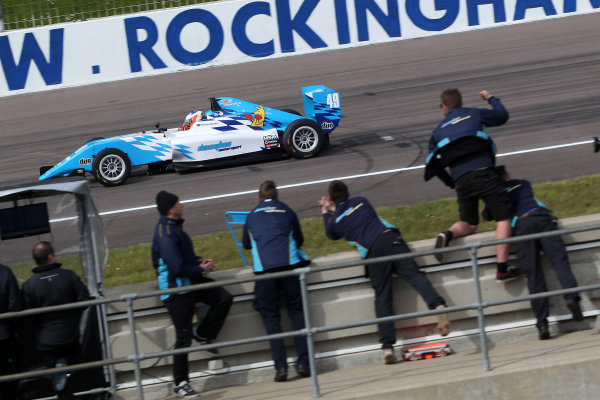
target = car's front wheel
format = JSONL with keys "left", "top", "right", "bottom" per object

{"left": 282, "top": 119, "right": 326, "bottom": 158}
{"left": 92, "top": 148, "right": 131, "bottom": 187}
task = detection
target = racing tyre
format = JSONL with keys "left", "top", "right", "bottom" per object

{"left": 282, "top": 119, "right": 326, "bottom": 159}
{"left": 92, "top": 148, "right": 131, "bottom": 187}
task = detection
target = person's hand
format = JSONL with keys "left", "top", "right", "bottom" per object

{"left": 199, "top": 258, "right": 216, "bottom": 275}
{"left": 480, "top": 90, "right": 492, "bottom": 101}
{"left": 318, "top": 196, "right": 336, "bottom": 214}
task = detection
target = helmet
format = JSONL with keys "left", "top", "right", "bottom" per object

{"left": 183, "top": 110, "right": 202, "bottom": 129}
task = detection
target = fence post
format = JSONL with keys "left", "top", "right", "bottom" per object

{"left": 299, "top": 269, "right": 321, "bottom": 398}
{"left": 125, "top": 297, "right": 145, "bottom": 400}
{"left": 469, "top": 246, "right": 491, "bottom": 371}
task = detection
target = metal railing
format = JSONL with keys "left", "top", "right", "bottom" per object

{"left": 1, "top": 222, "right": 599, "bottom": 398}
{"left": 0, "top": 0, "right": 215, "bottom": 31}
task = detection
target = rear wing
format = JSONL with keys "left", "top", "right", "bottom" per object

{"left": 302, "top": 85, "right": 341, "bottom": 134}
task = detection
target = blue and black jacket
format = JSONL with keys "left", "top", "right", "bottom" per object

{"left": 482, "top": 178, "right": 549, "bottom": 227}
{"left": 323, "top": 197, "right": 396, "bottom": 258}
{"left": 242, "top": 199, "right": 310, "bottom": 273}
{"left": 152, "top": 216, "right": 204, "bottom": 301}
{"left": 425, "top": 97, "right": 509, "bottom": 186}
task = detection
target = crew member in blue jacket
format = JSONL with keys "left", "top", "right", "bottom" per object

{"left": 485, "top": 166, "right": 583, "bottom": 340}
{"left": 152, "top": 191, "right": 232, "bottom": 399}
{"left": 242, "top": 181, "right": 311, "bottom": 382}
{"left": 426, "top": 88, "right": 519, "bottom": 283}
{"left": 319, "top": 180, "right": 450, "bottom": 364}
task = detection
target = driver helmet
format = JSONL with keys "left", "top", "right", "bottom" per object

{"left": 182, "top": 110, "right": 202, "bottom": 130}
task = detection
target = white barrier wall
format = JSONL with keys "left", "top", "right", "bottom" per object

{"left": 1, "top": 0, "right": 599, "bottom": 97}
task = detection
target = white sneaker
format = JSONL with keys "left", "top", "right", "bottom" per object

{"left": 383, "top": 348, "right": 396, "bottom": 364}
{"left": 173, "top": 381, "right": 199, "bottom": 398}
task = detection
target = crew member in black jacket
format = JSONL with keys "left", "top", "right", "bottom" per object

{"left": 425, "top": 88, "right": 519, "bottom": 283}
{"left": 21, "top": 242, "right": 90, "bottom": 400}
{"left": 0, "top": 263, "right": 23, "bottom": 399}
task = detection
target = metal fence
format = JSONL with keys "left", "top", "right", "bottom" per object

{"left": 0, "top": 0, "right": 215, "bottom": 31}
{"left": 1, "top": 223, "right": 599, "bottom": 399}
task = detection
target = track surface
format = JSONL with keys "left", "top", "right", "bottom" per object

{"left": 1, "top": 14, "right": 599, "bottom": 250}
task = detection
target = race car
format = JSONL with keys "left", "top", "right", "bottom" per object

{"left": 39, "top": 85, "right": 341, "bottom": 187}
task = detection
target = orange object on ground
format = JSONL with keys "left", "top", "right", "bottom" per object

{"left": 403, "top": 342, "right": 451, "bottom": 361}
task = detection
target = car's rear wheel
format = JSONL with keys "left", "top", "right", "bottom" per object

{"left": 282, "top": 119, "right": 326, "bottom": 158}
{"left": 93, "top": 148, "right": 131, "bottom": 187}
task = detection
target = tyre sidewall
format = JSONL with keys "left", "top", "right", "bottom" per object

{"left": 282, "top": 119, "right": 326, "bottom": 159}
{"left": 92, "top": 148, "right": 131, "bottom": 187}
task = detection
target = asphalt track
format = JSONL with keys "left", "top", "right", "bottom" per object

{"left": 1, "top": 13, "right": 599, "bottom": 251}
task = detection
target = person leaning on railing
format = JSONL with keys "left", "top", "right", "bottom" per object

{"left": 483, "top": 166, "right": 584, "bottom": 340}
{"left": 318, "top": 180, "right": 451, "bottom": 365}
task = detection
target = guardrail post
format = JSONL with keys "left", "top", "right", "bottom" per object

{"left": 125, "top": 297, "right": 145, "bottom": 400}
{"left": 299, "top": 269, "right": 321, "bottom": 397}
{"left": 469, "top": 246, "right": 491, "bottom": 371}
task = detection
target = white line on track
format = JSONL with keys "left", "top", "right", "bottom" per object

{"left": 49, "top": 139, "right": 593, "bottom": 223}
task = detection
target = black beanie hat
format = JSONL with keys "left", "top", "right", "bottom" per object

{"left": 156, "top": 190, "right": 178, "bottom": 215}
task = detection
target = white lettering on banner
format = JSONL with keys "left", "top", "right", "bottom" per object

{"left": 1, "top": 0, "right": 599, "bottom": 96}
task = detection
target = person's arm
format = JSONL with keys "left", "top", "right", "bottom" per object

{"left": 160, "top": 236, "right": 204, "bottom": 279}
{"left": 479, "top": 90, "right": 509, "bottom": 126}
{"left": 242, "top": 219, "right": 252, "bottom": 250}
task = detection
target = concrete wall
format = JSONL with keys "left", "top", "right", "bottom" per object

{"left": 104, "top": 214, "right": 600, "bottom": 399}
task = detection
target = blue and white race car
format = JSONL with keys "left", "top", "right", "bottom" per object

{"left": 39, "top": 85, "right": 341, "bottom": 187}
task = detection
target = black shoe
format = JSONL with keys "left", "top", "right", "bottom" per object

{"left": 434, "top": 232, "right": 450, "bottom": 262}
{"left": 193, "top": 332, "right": 219, "bottom": 355}
{"left": 274, "top": 368, "right": 288, "bottom": 382}
{"left": 295, "top": 363, "right": 311, "bottom": 378}
{"left": 496, "top": 268, "right": 522, "bottom": 283}
{"left": 567, "top": 301, "right": 584, "bottom": 322}
{"left": 537, "top": 323, "right": 550, "bottom": 340}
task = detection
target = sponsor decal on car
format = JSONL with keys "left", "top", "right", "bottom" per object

{"left": 321, "top": 121, "right": 334, "bottom": 130}
{"left": 198, "top": 141, "right": 233, "bottom": 151}
{"left": 245, "top": 105, "right": 265, "bottom": 127}
{"left": 79, "top": 158, "right": 92, "bottom": 165}
{"left": 218, "top": 145, "right": 242, "bottom": 152}
{"left": 263, "top": 134, "right": 280, "bottom": 149}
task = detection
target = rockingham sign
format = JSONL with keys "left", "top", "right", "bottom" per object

{"left": 1, "top": 0, "right": 598, "bottom": 96}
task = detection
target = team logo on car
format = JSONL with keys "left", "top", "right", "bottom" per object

{"left": 263, "top": 134, "right": 279, "bottom": 149}
{"left": 79, "top": 158, "right": 92, "bottom": 165}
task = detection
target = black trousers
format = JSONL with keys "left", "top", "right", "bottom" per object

{"left": 514, "top": 212, "right": 580, "bottom": 327}
{"left": 164, "top": 279, "right": 233, "bottom": 385}
{"left": 366, "top": 231, "right": 446, "bottom": 349}
{"left": 253, "top": 274, "right": 308, "bottom": 370}
{"left": 18, "top": 341, "right": 81, "bottom": 400}
{"left": 0, "top": 338, "right": 19, "bottom": 400}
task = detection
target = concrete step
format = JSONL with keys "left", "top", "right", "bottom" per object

{"left": 153, "top": 327, "right": 600, "bottom": 400}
